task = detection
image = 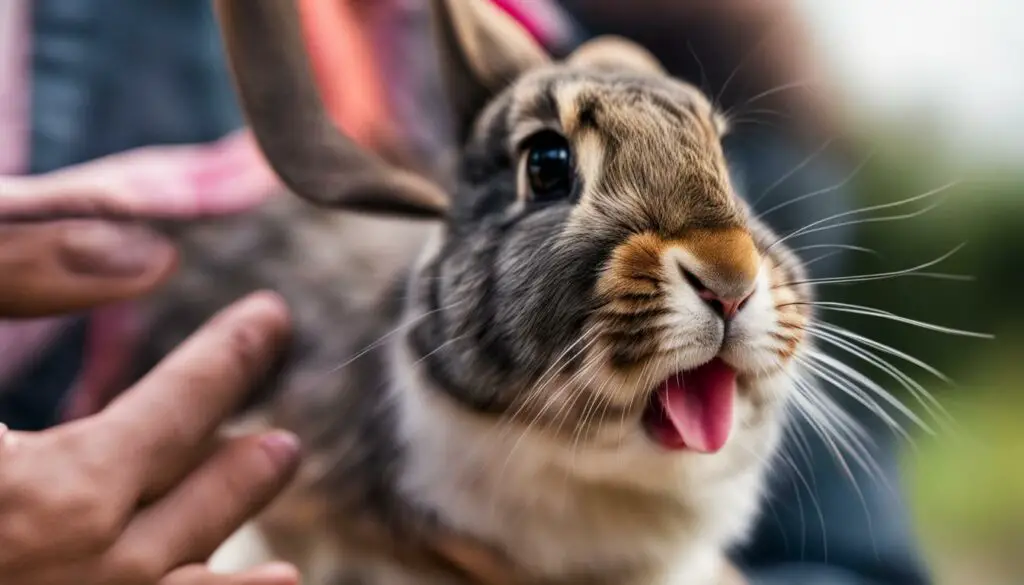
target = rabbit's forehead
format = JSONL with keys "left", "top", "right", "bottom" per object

{"left": 504, "top": 70, "right": 720, "bottom": 147}
{"left": 493, "top": 69, "right": 740, "bottom": 226}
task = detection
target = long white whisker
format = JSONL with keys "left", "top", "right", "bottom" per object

{"left": 789, "top": 379, "right": 876, "bottom": 489}
{"left": 756, "top": 149, "right": 876, "bottom": 221}
{"left": 751, "top": 138, "right": 835, "bottom": 208}
{"left": 792, "top": 302, "right": 994, "bottom": 339}
{"left": 799, "top": 352, "right": 927, "bottom": 440}
{"left": 737, "top": 80, "right": 818, "bottom": 109}
{"left": 779, "top": 244, "right": 967, "bottom": 287}
{"left": 325, "top": 299, "right": 467, "bottom": 375}
{"left": 768, "top": 181, "right": 957, "bottom": 251}
{"left": 790, "top": 243, "right": 880, "bottom": 257}
{"left": 805, "top": 326, "right": 957, "bottom": 434}
{"left": 791, "top": 378, "right": 884, "bottom": 556}
{"left": 776, "top": 200, "right": 947, "bottom": 249}
{"left": 811, "top": 321, "right": 953, "bottom": 384}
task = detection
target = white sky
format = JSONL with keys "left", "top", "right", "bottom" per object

{"left": 795, "top": 0, "right": 1024, "bottom": 165}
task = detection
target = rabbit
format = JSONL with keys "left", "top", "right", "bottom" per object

{"left": 135, "top": 0, "right": 815, "bottom": 584}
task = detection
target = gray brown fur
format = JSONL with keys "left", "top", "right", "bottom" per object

{"left": 137, "top": 1, "right": 816, "bottom": 584}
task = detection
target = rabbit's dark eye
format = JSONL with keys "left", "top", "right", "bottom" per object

{"left": 524, "top": 131, "right": 575, "bottom": 202}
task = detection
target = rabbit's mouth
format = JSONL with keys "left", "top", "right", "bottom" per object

{"left": 641, "top": 358, "right": 737, "bottom": 453}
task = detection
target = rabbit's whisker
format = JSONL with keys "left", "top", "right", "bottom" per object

{"left": 713, "top": 12, "right": 791, "bottom": 109}
{"left": 795, "top": 354, "right": 920, "bottom": 443}
{"left": 482, "top": 329, "right": 602, "bottom": 479}
{"left": 766, "top": 180, "right": 958, "bottom": 253}
{"left": 755, "top": 149, "right": 876, "bottom": 222}
{"left": 777, "top": 300, "right": 993, "bottom": 339}
{"left": 485, "top": 341, "right": 606, "bottom": 517}
{"left": 728, "top": 80, "right": 818, "bottom": 115}
{"left": 776, "top": 417, "right": 831, "bottom": 558}
{"left": 788, "top": 243, "right": 879, "bottom": 257}
{"left": 750, "top": 137, "right": 835, "bottom": 208}
{"left": 803, "top": 324, "right": 958, "bottom": 433}
{"left": 773, "top": 244, "right": 969, "bottom": 288}
{"left": 324, "top": 298, "right": 468, "bottom": 376}
{"left": 788, "top": 373, "right": 889, "bottom": 506}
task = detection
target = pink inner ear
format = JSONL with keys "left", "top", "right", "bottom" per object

{"left": 296, "top": 0, "right": 387, "bottom": 148}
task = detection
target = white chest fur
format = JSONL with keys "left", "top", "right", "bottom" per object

{"left": 390, "top": 339, "right": 785, "bottom": 584}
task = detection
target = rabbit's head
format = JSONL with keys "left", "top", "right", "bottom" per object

{"left": 215, "top": 0, "right": 811, "bottom": 471}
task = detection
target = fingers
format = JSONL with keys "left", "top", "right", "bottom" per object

{"left": 100, "top": 292, "right": 291, "bottom": 496}
{"left": 161, "top": 563, "right": 300, "bottom": 585}
{"left": 119, "top": 431, "right": 301, "bottom": 572}
{"left": 0, "top": 220, "right": 177, "bottom": 318}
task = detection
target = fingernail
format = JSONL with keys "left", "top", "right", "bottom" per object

{"left": 0, "top": 423, "right": 19, "bottom": 453}
{"left": 59, "top": 222, "right": 173, "bottom": 277}
{"left": 253, "top": 562, "right": 300, "bottom": 580}
{"left": 259, "top": 431, "right": 301, "bottom": 469}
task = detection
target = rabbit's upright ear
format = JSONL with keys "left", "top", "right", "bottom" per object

{"left": 429, "top": 0, "right": 551, "bottom": 143}
{"left": 567, "top": 36, "right": 665, "bottom": 76}
{"left": 214, "top": 0, "right": 448, "bottom": 218}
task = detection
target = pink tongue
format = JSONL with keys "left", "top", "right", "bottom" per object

{"left": 657, "top": 359, "right": 736, "bottom": 453}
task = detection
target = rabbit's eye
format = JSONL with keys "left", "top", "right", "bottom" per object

{"left": 524, "top": 131, "right": 575, "bottom": 202}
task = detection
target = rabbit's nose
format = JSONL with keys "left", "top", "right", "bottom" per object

{"left": 679, "top": 265, "right": 755, "bottom": 320}
{"left": 671, "top": 227, "right": 760, "bottom": 321}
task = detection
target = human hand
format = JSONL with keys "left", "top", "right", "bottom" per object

{"left": 0, "top": 130, "right": 280, "bottom": 318}
{"left": 0, "top": 216, "right": 177, "bottom": 318}
{"left": 0, "top": 292, "right": 301, "bottom": 585}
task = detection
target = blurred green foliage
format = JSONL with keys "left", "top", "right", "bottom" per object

{"left": 825, "top": 133, "right": 1024, "bottom": 584}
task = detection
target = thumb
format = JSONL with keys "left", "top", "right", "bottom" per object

{"left": 0, "top": 220, "right": 177, "bottom": 318}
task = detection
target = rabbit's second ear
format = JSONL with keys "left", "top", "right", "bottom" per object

{"left": 430, "top": 0, "right": 551, "bottom": 143}
{"left": 567, "top": 36, "right": 665, "bottom": 76}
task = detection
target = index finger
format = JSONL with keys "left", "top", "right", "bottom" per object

{"left": 100, "top": 292, "right": 291, "bottom": 494}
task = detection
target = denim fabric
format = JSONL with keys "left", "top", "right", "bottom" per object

{"left": 0, "top": 0, "right": 244, "bottom": 430}
{"left": 28, "top": 0, "right": 242, "bottom": 173}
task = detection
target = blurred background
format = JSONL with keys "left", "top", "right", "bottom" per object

{"left": 796, "top": 1, "right": 1024, "bottom": 583}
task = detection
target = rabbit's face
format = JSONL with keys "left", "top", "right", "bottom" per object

{"left": 216, "top": 0, "right": 810, "bottom": 466}
{"left": 406, "top": 62, "right": 811, "bottom": 459}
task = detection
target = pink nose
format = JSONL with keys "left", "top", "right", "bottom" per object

{"left": 680, "top": 264, "right": 755, "bottom": 321}
{"left": 697, "top": 289, "right": 753, "bottom": 320}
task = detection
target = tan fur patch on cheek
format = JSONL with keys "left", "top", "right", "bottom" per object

{"left": 596, "top": 232, "right": 667, "bottom": 299}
